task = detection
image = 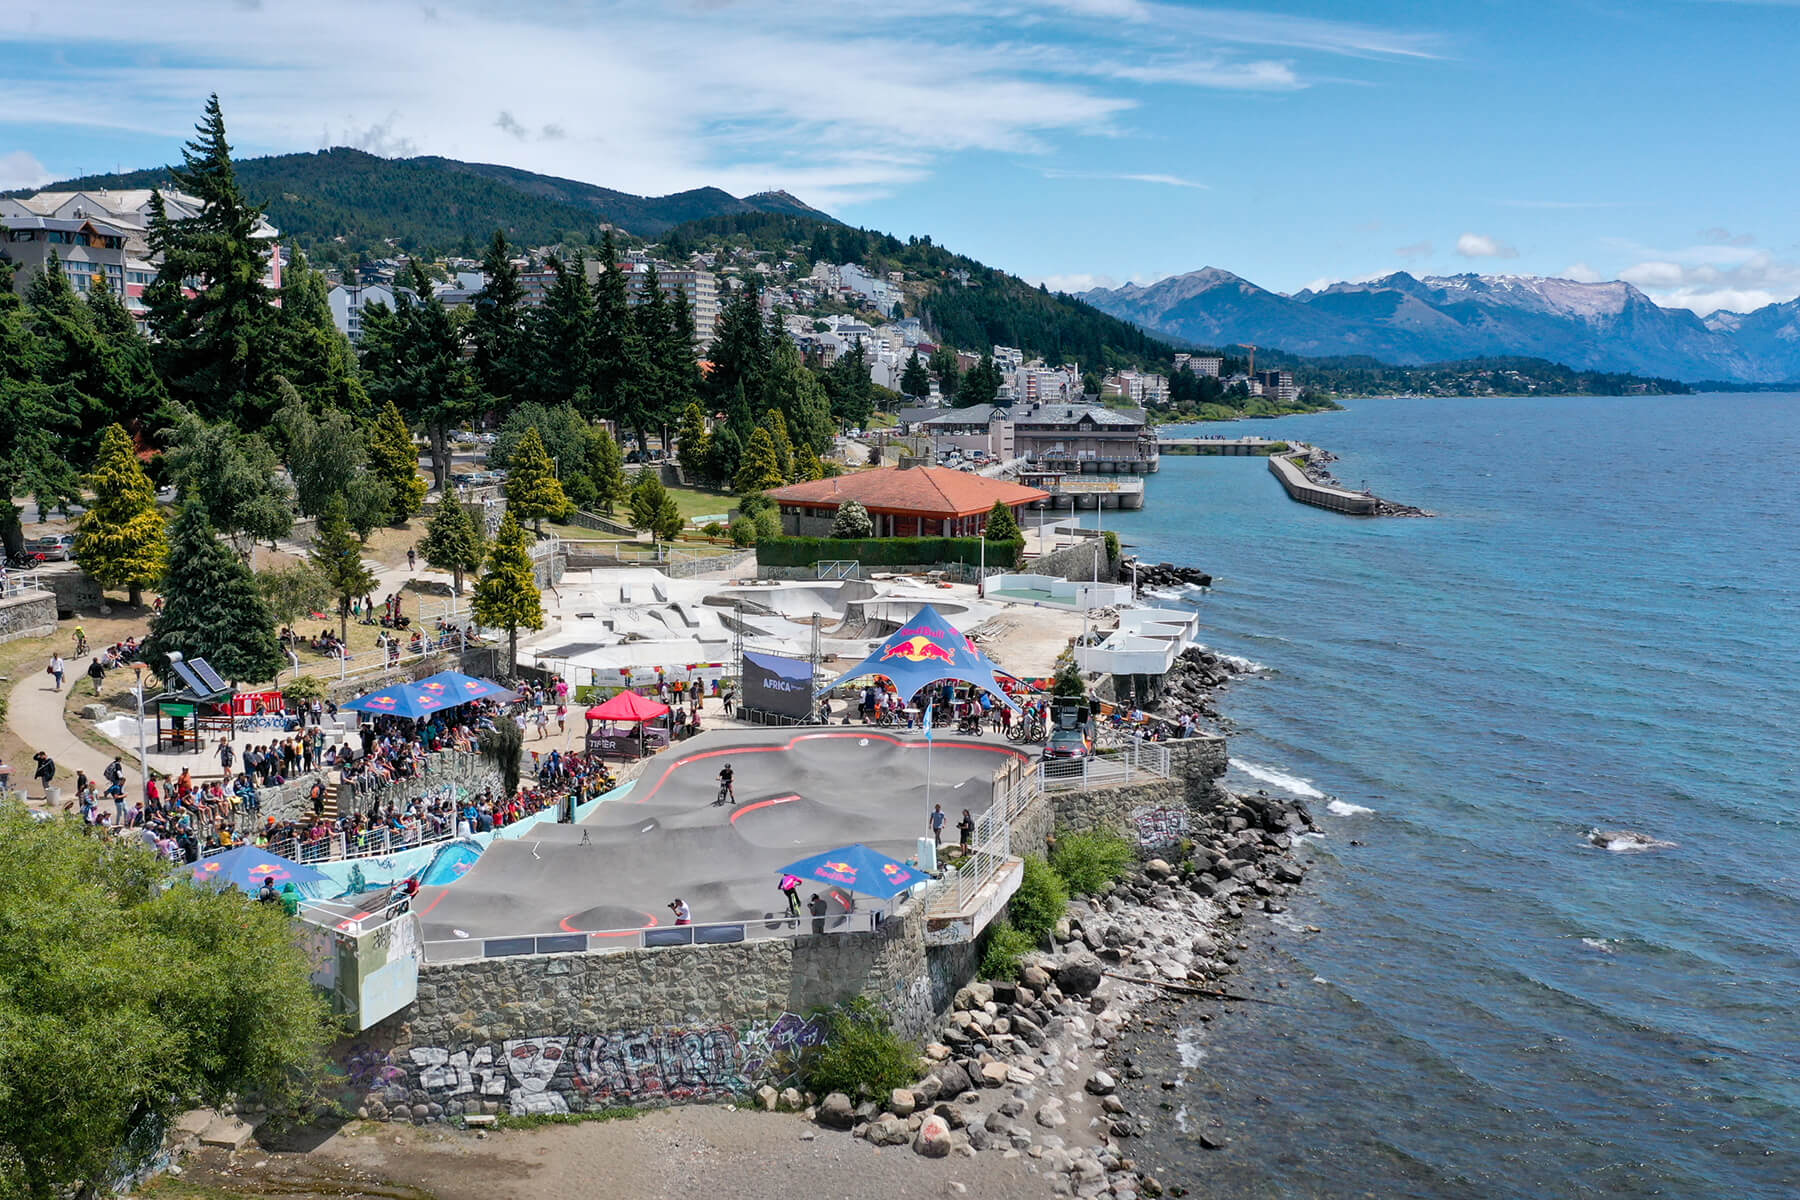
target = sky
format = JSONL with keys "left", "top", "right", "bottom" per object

{"left": 4, "top": 0, "right": 1798, "bottom": 315}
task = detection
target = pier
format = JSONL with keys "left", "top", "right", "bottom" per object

{"left": 1266, "top": 448, "right": 1379, "bottom": 515}
{"left": 1157, "top": 436, "right": 1290, "bottom": 456}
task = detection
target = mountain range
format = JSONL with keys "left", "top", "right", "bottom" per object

{"left": 28, "top": 147, "right": 832, "bottom": 251}
{"left": 1079, "top": 268, "right": 1800, "bottom": 384}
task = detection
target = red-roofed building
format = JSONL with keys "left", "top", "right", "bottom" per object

{"left": 766, "top": 465, "right": 1048, "bottom": 537}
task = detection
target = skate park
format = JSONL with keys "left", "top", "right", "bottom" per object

{"left": 412, "top": 726, "right": 1033, "bottom": 958}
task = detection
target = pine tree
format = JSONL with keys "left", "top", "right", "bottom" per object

{"left": 629, "top": 471, "right": 670, "bottom": 534}
{"left": 587, "top": 230, "right": 634, "bottom": 423}
{"left": 706, "top": 423, "right": 743, "bottom": 492}
{"left": 503, "top": 426, "right": 571, "bottom": 531}
{"left": 734, "top": 426, "right": 786, "bottom": 493}
{"left": 830, "top": 500, "right": 873, "bottom": 538}
{"left": 901, "top": 349, "right": 931, "bottom": 399}
{"left": 984, "top": 499, "right": 1023, "bottom": 545}
{"left": 74, "top": 423, "right": 167, "bottom": 607}
{"left": 471, "top": 230, "right": 528, "bottom": 401}
{"left": 653, "top": 492, "right": 685, "bottom": 542}
{"left": 794, "top": 442, "right": 824, "bottom": 482}
{"left": 145, "top": 502, "right": 283, "bottom": 685}
{"left": 705, "top": 282, "right": 769, "bottom": 407}
{"left": 957, "top": 354, "right": 1002, "bottom": 408}
{"left": 588, "top": 424, "right": 629, "bottom": 514}
{"left": 309, "top": 498, "right": 376, "bottom": 645}
{"left": 165, "top": 406, "right": 294, "bottom": 551}
{"left": 674, "top": 401, "right": 711, "bottom": 476}
{"left": 0, "top": 258, "right": 82, "bottom": 556}
{"left": 527, "top": 254, "right": 594, "bottom": 411}
{"left": 767, "top": 410, "right": 797, "bottom": 482}
{"left": 366, "top": 398, "right": 427, "bottom": 523}
{"left": 419, "top": 497, "right": 484, "bottom": 596}
{"left": 361, "top": 265, "right": 485, "bottom": 492}
{"left": 142, "top": 96, "right": 286, "bottom": 426}
{"left": 472, "top": 511, "right": 542, "bottom": 672}
{"left": 765, "top": 335, "right": 835, "bottom": 456}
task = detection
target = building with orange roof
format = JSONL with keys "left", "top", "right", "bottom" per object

{"left": 765, "top": 465, "right": 1049, "bottom": 538}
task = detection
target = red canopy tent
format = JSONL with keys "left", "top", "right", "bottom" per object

{"left": 585, "top": 690, "right": 671, "bottom": 722}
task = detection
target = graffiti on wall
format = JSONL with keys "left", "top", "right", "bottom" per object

{"left": 375, "top": 1014, "right": 829, "bottom": 1114}
{"left": 1133, "top": 804, "right": 1190, "bottom": 847}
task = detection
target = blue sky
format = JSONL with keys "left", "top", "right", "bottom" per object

{"left": 3, "top": 0, "right": 1797, "bottom": 313}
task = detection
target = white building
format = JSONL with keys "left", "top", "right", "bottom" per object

{"left": 327, "top": 282, "right": 398, "bottom": 343}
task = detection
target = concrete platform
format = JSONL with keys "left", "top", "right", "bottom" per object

{"left": 414, "top": 727, "right": 1031, "bottom": 945}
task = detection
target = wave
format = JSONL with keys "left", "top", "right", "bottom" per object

{"left": 1580, "top": 937, "right": 1617, "bottom": 954}
{"left": 1233, "top": 759, "right": 1327, "bottom": 800}
{"left": 1176, "top": 1027, "right": 1207, "bottom": 1069}
{"left": 1328, "top": 800, "right": 1376, "bottom": 816}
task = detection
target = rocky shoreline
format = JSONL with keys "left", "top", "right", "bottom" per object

{"left": 800, "top": 787, "right": 1319, "bottom": 1199}
{"left": 1123, "top": 560, "right": 1214, "bottom": 593}
{"left": 1297, "top": 447, "right": 1432, "bottom": 517}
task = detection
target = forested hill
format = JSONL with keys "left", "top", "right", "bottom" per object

{"left": 31, "top": 148, "right": 831, "bottom": 251}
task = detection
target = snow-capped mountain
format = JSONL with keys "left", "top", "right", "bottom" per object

{"left": 1077, "top": 268, "right": 1798, "bottom": 382}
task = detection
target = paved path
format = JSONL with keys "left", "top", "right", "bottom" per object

{"left": 5, "top": 669, "right": 115, "bottom": 802}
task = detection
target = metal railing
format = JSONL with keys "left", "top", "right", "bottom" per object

{"left": 421, "top": 910, "right": 886, "bottom": 961}
{"left": 926, "top": 756, "right": 1040, "bottom": 917}
{"left": 0, "top": 569, "right": 49, "bottom": 597}
{"left": 1036, "top": 735, "right": 1172, "bottom": 792}
{"left": 283, "top": 629, "right": 472, "bottom": 684}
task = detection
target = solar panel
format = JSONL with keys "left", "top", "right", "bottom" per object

{"left": 190, "top": 657, "right": 230, "bottom": 694}
{"left": 169, "top": 658, "right": 207, "bottom": 695}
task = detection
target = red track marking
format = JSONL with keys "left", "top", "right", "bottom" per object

{"left": 559, "top": 909, "right": 660, "bottom": 937}
{"left": 632, "top": 730, "right": 1026, "bottom": 804}
{"left": 415, "top": 888, "right": 449, "bottom": 918}
{"left": 729, "top": 794, "right": 801, "bottom": 823}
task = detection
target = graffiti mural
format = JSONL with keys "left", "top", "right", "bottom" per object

{"left": 1133, "top": 804, "right": 1190, "bottom": 847}
{"left": 372, "top": 1014, "right": 829, "bottom": 1117}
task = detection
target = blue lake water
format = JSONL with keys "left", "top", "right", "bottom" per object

{"left": 1101, "top": 394, "right": 1800, "bottom": 1198}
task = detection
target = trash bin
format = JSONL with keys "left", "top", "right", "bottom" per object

{"left": 44, "top": 785, "right": 63, "bottom": 808}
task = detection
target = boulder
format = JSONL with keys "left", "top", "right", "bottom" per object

{"left": 78, "top": 703, "right": 110, "bottom": 721}
{"left": 912, "top": 1074, "right": 943, "bottom": 1105}
{"left": 198, "top": 1116, "right": 256, "bottom": 1151}
{"left": 1021, "top": 964, "right": 1053, "bottom": 991}
{"left": 1144, "top": 858, "right": 1174, "bottom": 879}
{"left": 979, "top": 1061, "right": 1011, "bottom": 1088}
{"left": 868, "top": 1115, "right": 911, "bottom": 1147}
{"left": 816, "top": 1093, "right": 855, "bottom": 1130}
{"left": 756, "top": 1085, "right": 778, "bottom": 1111}
{"left": 889, "top": 1088, "right": 917, "bottom": 1117}
{"left": 1055, "top": 956, "right": 1104, "bottom": 997}
{"left": 1034, "top": 1103, "right": 1067, "bottom": 1129}
{"left": 913, "top": 1115, "right": 953, "bottom": 1158}
{"left": 1084, "top": 1069, "right": 1117, "bottom": 1096}
{"left": 932, "top": 1062, "right": 973, "bottom": 1097}
{"left": 780, "top": 1087, "right": 804, "bottom": 1110}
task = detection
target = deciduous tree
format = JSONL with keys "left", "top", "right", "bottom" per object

{"left": 74, "top": 424, "right": 167, "bottom": 607}
{"left": 164, "top": 408, "right": 293, "bottom": 551}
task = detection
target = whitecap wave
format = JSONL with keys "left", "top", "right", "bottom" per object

{"left": 1173, "top": 1104, "right": 1190, "bottom": 1132}
{"left": 1580, "top": 937, "right": 1616, "bottom": 954}
{"left": 1233, "top": 760, "right": 1327, "bottom": 800}
{"left": 1327, "top": 800, "right": 1375, "bottom": 816}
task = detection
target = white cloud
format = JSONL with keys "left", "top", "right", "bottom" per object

{"left": 1616, "top": 246, "right": 1800, "bottom": 314}
{"left": 1038, "top": 272, "right": 1120, "bottom": 293}
{"left": 1041, "top": 168, "right": 1209, "bottom": 188}
{"left": 1456, "top": 232, "right": 1517, "bottom": 259}
{"left": 1619, "top": 260, "right": 1685, "bottom": 288}
{"left": 2, "top": 0, "right": 1444, "bottom": 210}
{"left": 0, "top": 150, "right": 52, "bottom": 191}
{"left": 1561, "top": 262, "right": 1602, "bottom": 283}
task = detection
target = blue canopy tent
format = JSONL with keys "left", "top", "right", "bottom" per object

{"left": 776, "top": 843, "right": 922, "bottom": 899}
{"left": 818, "top": 603, "right": 1022, "bottom": 710}
{"left": 339, "top": 681, "right": 444, "bottom": 719}
{"left": 410, "top": 670, "right": 518, "bottom": 706}
{"left": 185, "top": 846, "right": 330, "bottom": 896}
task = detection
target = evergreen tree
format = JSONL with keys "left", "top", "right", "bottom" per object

{"left": 928, "top": 345, "right": 960, "bottom": 398}
{"left": 419, "top": 497, "right": 484, "bottom": 596}
{"left": 145, "top": 502, "right": 283, "bottom": 684}
{"left": 164, "top": 408, "right": 294, "bottom": 550}
{"left": 706, "top": 423, "right": 743, "bottom": 493}
{"left": 360, "top": 266, "right": 484, "bottom": 491}
{"left": 830, "top": 499, "right": 873, "bottom": 538}
{"left": 654, "top": 492, "right": 684, "bottom": 542}
{"left": 587, "top": 230, "right": 634, "bottom": 423}
{"left": 824, "top": 339, "right": 875, "bottom": 428}
{"left": 490, "top": 404, "right": 596, "bottom": 509}
{"left": 0, "top": 259, "right": 81, "bottom": 555}
{"left": 528, "top": 254, "right": 594, "bottom": 410}
{"left": 588, "top": 423, "right": 630, "bottom": 514}
{"left": 366, "top": 398, "right": 427, "bottom": 523}
{"left": 629, "top": 471, "right": 670, "bottom": 534}
{"left": 767, "top": 410, "right": 797, "bottom": 482}
{"left": 794, "top": 442, "right": 825, "bottom": 482}
{"left": 956, "top": 354, "right": 1002, "bottom": 408}
{"left": 901, "top": 349, "right": 931, "bottom": 400}
{"left": 309, "top": 498, "right": 376, "bottom": 645}
{"left": 142, "top": 96, "right": 286, "bottom": 425}
{"left": 765, "top": 335, "right": 835, "bottom": 455}
{"left": 734, "top": 426, "right": 786, "bottom": 493}
{"left": 503, "top": 426, "right": 571, "bottom": 530}
{"left": 472, "top": 511, "right": 542, "bottom": 672}
{"left": 984, "top": 499, "right": 1023, "bottom": 542}
{"left": 674, "top": 401, "right": 711, "bottom": 476}
{"left": 23, "top": 254, "right": 167, "bottom": 452}
{"left": 470, "top": 230, "right": 528, "bottom": 400}
{"left": 705, "top": 281, "right": 769, "bottom": 407}
{"left": 74, "top": 423, "right": 167, "bottom": 607}
{"left": 275, "top": 247, "right": 366, "bottom": 414}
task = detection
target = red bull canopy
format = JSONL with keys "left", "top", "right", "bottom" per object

{"left": 820, "top": 603, "right": 1022, "bottom": 710}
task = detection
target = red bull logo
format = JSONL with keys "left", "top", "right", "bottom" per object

{"left": 368, "top": 695, "right": 397, "bottom": 709}
{"left": 880, "top": 863, "right": 913, "bottom": 885}
{"left": 420, "top": 681, "right": 446, "bottom": 694}
{"left": 817, "top": 861, "right": 858, "bottom": 884}
{"left": 880, "top": 635, "right": 957, "bottom": 665}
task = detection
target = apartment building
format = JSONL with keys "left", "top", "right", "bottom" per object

{"left": 1174, "top": 353, "right": 1223, "bottom": 378}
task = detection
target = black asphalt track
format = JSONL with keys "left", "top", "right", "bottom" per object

{"left": 414, "top": 728, "right": 1029, "bottom": 941}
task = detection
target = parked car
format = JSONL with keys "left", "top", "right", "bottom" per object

{"left": 26, "top": 534, "right": 75, "bottom": 562}
{"left": 1041, "top": 726, "right": 1093, "bottom": 760}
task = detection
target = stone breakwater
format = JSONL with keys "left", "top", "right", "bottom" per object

{"left": 1122, "top": 560, "right": 1213, "bottom": 592}
{"left": 1294, "top": 447, "right": 1431, "bottom": 518}
{"left": 802, "top": 787, "right": 1317, "bottom": 1199}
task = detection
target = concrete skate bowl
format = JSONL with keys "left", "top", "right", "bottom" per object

{"left": 413, "top": 728, "right": 1030, "bottom": 956}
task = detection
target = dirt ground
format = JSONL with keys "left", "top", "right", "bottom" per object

{"left": 146, "top": 1108, "right": 1056, "bottom": 1200}
{"left": 972, "top": 606, "right": 1089, "bottom": 679}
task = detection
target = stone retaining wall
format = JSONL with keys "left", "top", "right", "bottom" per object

{"left": 0, "top": 589, "right": 57, "bottom": 645}
{"left": 1026, "top": 535, "right": 1119, "bottom": 583}
{"left": 1049, "top": 737, "right": 1228, "bottom": 847}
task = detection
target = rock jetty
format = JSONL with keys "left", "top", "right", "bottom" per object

{"left": 1295, "top": 447, "right": 1431, "bottom": 517}
{"left": 807, "top": 788, "right": 1318, "bottom": 1199}
{"left": 1124, "top": 559, "right": 1213, "bottom": 592}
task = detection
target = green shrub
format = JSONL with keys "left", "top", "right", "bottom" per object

{"left": 1051, "top": 829, "right": 1136, "bottom": 895}
{"left": 702, "top": 521, "right": 725, "bottom": 538}
{"left": 280, "top": 674, "right": 326, "bottom": 704}
{"left": 754, "top": 535, "right": 1022, "bottom": 569}
{"left": 979, "top": 919, "right": 1036, "bottom": 981}
{"left": 728, "top": 517, "right": 758, "bottom": 547}
{"left": 1008, "top": 854, "right": 1067, "bottom": 940}
{"left": 795, "top": 997, "right": 921, "bottom": 1098}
